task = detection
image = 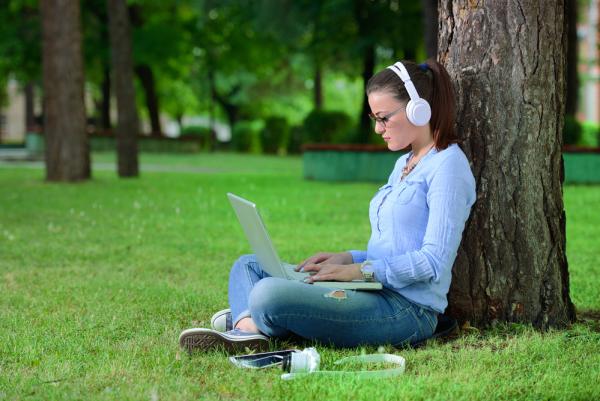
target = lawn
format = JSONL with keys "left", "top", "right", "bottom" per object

{"left": 1, "top": 152, "right": 599, "bottom": 400}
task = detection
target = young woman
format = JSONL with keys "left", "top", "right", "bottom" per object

{"left": 179, "top": 60, "right": 476, "bottom": 353}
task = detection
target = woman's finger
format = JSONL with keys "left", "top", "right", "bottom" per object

{"left": 311, "top": 265, "right": 352, "bottom": 282}
{"left": 312, "top": 273, "right": 336, "bottom": 282}
{"left": 295, "top": 260, "right": 307, "bottom": 271}
{"left": 296, "top": 254, "right": 327, "bottom": 271}
{"left": 301, "top": 263, "right": 322, "bottom": 273}
{"left": 311, "top": 268, "right": 337, "bottom": 281}
{"left": 296, "top": 257, "right": 315, "bottom": 271}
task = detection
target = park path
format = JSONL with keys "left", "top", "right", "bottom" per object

{"left": 0, "top": 159, "right": 226, "bottom": 174}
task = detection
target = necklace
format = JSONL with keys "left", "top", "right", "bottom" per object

{"left": 400, "top": 143, "right": 434, "bottom": 181}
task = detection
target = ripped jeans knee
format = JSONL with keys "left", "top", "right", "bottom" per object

{"left": 246, "top": 281, "right": 431, "bottom": 347}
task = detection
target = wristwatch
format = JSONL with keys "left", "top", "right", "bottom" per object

{"left": 360, "top": 261, "right": 375, "bottom": 282}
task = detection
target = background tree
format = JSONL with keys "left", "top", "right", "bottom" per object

{"left": 254, "top": 0, "right": 424, "bottom": 143}
{"left": 40, "top": 0, "right": 89, "bottom": 181}
{"left": 129, "top": 2, "right": 197, "bottom": 137}
{"left": 193, "top": 0, "right": 291, "bottom": 131}
{"left": 82, "top": 0, "right": 113, "bottom": 131}
{"left": 421, "top": 0, "right": 438, "bottom": 58}
{"left": 353, "top": 0, "right": 423, "bottom": 143}
{"left": 438, "top": 1, "right": 576, "bottom": 327}
{"left": 129, "top": 3, "right": 162, "bottom": 136}
{"left": 0, "top": 0, "right": 42, "bottom": 134}
{"left": 107, "top": 0, "right": 139, "bottom": 177}
{"left": 255, "top": 0, "right": 356, "bottom": 111}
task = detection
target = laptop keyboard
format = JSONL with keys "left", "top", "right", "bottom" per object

{"left": 282, "top": 263, "right": 310, "bottom": 281}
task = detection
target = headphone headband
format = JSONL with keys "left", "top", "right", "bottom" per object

{"left": 385, "top": 61, "right": 431, "bottom": 126}
{"left": 387, "top": 62, "right": 421, "bottom": 103}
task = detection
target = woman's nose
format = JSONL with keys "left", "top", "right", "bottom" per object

{"left": 374, "top": 122, "right": 385, "bottom": 135}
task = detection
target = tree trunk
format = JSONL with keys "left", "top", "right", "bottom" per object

{"left": 565, "top": 0, "right": 579, "bottom": 116}
{"left": 438, "top": 1, "right": 575, "bottom": 328}
{"left": 219, "top": 102, "right": 239, "bottom": 137}
{"left": 421, "top": 0, "right": 438, "bottom": 58}
{"left": 40, "top": 0, "right": 90, "bottom": 181}
{"left": 357, "top": 43, "right": 375, "bottom": 143}
{"left": 101, "top": 66, "right": 111, "bottom": 130}
{"left": 24, "top": 82, "right": 35, "bottom": 131}
{"left": 135, "top": 63, "right": 163, "bottom": 136}
{"left": 107, "top": 0, "right": 139, "bottom": 177}
{"left": 312, "top": 1, "right": 324, "bottom": 112}
{"left": 210, "top": 74, "right": 240, "bottom": 135}
{"left": 314, "top": 62, "right": 323, "bottom": 111}
{"left": 353, "top": 0, "right": 377, "bottom": 143}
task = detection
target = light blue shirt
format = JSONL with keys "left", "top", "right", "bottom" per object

{"left": 350, "top": 143, "right": 476, "bottom": 313}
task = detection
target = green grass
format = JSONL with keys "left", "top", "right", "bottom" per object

{"left": 1, "top": 152, "right": 599, "bottom": 400}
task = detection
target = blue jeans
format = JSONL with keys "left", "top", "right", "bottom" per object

{"left": 228, "top": 254, "right": 438, "bottom": 348}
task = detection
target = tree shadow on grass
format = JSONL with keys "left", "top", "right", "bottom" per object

{"left": 577, "top": 309, "right": 600, "bottom": 332}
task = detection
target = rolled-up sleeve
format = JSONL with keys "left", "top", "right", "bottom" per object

{"left": 348, "top": 250, "right": 368, "bottom": 264}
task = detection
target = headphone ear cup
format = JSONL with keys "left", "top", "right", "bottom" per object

{"left": 406, "top": 99, "right": 431, "bottom": 126}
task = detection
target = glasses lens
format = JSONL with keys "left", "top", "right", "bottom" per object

{"left": 368, "top": 113, "right": 384, "bottom": 127}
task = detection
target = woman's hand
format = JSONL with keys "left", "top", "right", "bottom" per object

{"left": 295, "top": 252, "right": 353, "bottom": 272}
{"left": 301, "top": 263, "right": 363, "bottom": 283}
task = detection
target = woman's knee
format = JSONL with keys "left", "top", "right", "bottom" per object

{"left": 248, "top": 277, "right": 294, "bottom": 337}
{"left": 248, "top": 277, "right": 291, "bottom": 315}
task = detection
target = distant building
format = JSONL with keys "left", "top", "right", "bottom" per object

{"left": 579, "top": 0, "right": 600, "bottom": 123}
{"left": 0, "top": 79, "right": 27, "bottom": 143}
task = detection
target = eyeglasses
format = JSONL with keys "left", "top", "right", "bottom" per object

{"left": 368, "top": 106, "right": 405, "bottom": 128}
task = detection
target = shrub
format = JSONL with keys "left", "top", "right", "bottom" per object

{"left": 260, "top": 116, "right": 290, "bottom": 154}
{"left": 180, "top": 125, "right": 214, "bottom": 150}
{"left": 301, "top": 110, "right": 354, "bottom": 144}
{"left": 287, "top": 125, "right": 304, "bottom": 154}
{"left": 231, "top": 121, "right": 262, "bottom": 153}
{"left": 563, "top": 115, "right": 582, "bottom": 145}
{"left": 581, "top": 121, "right": 600, "bottom": 147}
{"left": 180, "top": 125, "right": 212, "bottom": 138}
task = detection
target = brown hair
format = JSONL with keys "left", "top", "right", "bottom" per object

{"left": 366, "top": 59, "right": 457, "bottom": 150}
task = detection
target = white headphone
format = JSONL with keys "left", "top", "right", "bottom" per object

{"left": 387, "top": 61, "right": 431, "bottom": 126}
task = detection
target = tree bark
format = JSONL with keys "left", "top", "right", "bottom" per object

{"left": 40, "top": 0, "right": 90, "bottom": 181}
{"left": 438, "top": 0, "right": 575, "bottom": 328}
{"left": 135, "top": 63, "right": 163, "bottom": 136}
{"left": 107, "top": 0, "right": 139, "bottom": 177}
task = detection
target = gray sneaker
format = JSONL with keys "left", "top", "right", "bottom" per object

{"left": 179, "top": 328, "right": 269, "bottom": 354}
{"left": 210, "top": 309, "right": 233, "bottom": 332}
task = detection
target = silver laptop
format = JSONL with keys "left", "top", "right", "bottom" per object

{"left": 227, "top": 193, "right": 382, "bottom": 290}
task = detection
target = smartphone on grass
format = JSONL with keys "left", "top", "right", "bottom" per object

{"left": 229, "top": 349, "right": 299, "bottom": 369}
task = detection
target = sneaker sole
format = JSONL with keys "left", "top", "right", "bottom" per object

{"left": 179, "top": 329, "right": 269, "bottom": 354}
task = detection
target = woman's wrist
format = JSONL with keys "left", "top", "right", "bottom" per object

{"left": 350, "top": 263, "right": 364, "bottom": 280}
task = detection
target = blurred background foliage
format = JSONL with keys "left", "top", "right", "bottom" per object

{"left": 0, "top": 0, "right": 429, "bottom": 151}
{"left": 1, "top": 0, "right": 597, "bottom": 152}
